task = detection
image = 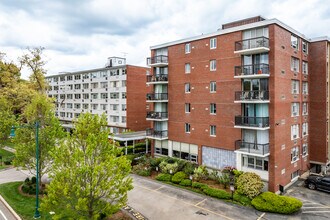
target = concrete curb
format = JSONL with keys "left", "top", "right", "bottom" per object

{"left": 0, "top": 194, "right": 22, "bottom": 220}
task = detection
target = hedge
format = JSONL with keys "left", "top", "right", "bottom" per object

{"left": 156, "top": 173, "right": 172, "bottom": 182}
{"left": 171, "top": 172, "right": 186, "bottom": 184}
{"left": 203, "top": 187, "right": 231, "bottom": 200}
{"left": 233, "top": 193, "right": 252, "bottom": 206}
{"left": 191, "top": 182, "right": 208, "bottom": 190}
{"left": 179, "top": 179, "right": 192, "bottom": 186}
{"left": 251, "top": 192, "right": 302, "bottom": 214}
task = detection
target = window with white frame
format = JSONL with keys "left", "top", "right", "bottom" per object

{"left": 291, "top": 57, "right": 300, "bottom": 72}
{"left": 291, "top": 170, "right": 299, "bottom": 180}
{"left": 74, "top": 103, "right": 81, "bottom": 109}
{"left": 67, "top": 103, "right": 73, "bottom": 109}
{"left": 185, "top": 123, "right": 191, "bottom": 133}
{"left": 210, "top": 38, "right": 217, "bottom": 49}
{"left": 83, "top": 83, "right": 89, "bottom": 89}
{"left": 302, "top": 122, "right": 308, "bottom": 136}
{"left": 210, "top": 60, "right": 216, "bottom": 71}
{"left": 91, "top": 82, "right": 98, "bottom": 89}
{"left": 122, "top": 116, "right": 127, "bottom": 123}
{"left": 92, "top": 104, "right": 98, "bottom": 110}
{"left": 122, "top": 104, "right": 126, "bottom": 111}
{"left": 210, "top": 103, "right": 216, "bottom": 114}
{"left": 66, "top": 94, "right": 73, "bottom": 99}
{"left": 291, "top": 124, "right": 299, "bottom": 140}
{"left": 100, "top": 93, "right": 108, "bottom": 99}
{"left": 101, "top": 104, "right": 107, "bottom": 110}
{"left": 302, "top": 143, "right": 308, "bottom": 156}
{"left": 74, "top": 94, "right": 81, "bottom": 99}
{"left": 110, "top": 93, "right": 119, "bottom": 99}
{"left": 291, "top": 80, "right": 300, "bottom": 94}
{"left": 74, "top": 84, "right": 81, "bottom": 90}
{"left": 122, "top": 80, "right": 127, "bottom": 87}
{"left": 302, "top": 82, "right": 308, "bottom": 94}
{"left": 302, "top": 41, "right": 308, "bottom": 54}
{"left": 302, "top": 102, "right": 308, "bottom": 115}
{"left": 185, "top": 103, "right": 190, "bottom": 113}
{"left": 100, "top": 82, "right": 108, "bottom": 88}
{"left": 291, "top": 35, "right": 299, "bottom": 49}
{"left": 185, "top": 63, "right": 191, "bottom": 74}
{"left": 302, "top": 61, "right": 308, "bottom": 74}
{"left": 291, "top": 146, "right": 299, "bottom": 162}
{"left": 210, "top": 81, "right": 216, "bottom": 92}
{"left": 83, "top": 104, "right": 88, "bottom": 109}
{"left": 74, "top": 74, "right": 81, "bottom": 80}
{"left": 91, "top": 93, "right": 98, "bottom": 99}
{"left": 242, "top": 155, "right": 269, "bottom": 171}
{"left": 67, "top": 75, "right": 73, "bottom": 81}
{"left": 122, "top": 92, "right": 127, "bottom": 99}
{"left": 185, "top": 83, "right": 190, "bottom": 93}
{"left": 110, "top": 104, "right": 118, "bottom": 111}
{"left": 210, "top": 125, "right": 216, "bottom": 136}
{"left": 291, "top": 102, "right": 300, "bottom": 117}
{"left": 185, "top": 43, "right": 191, "bottom": 54}
{"left": 83, "top": 94, "right": 89, "bottom": 99}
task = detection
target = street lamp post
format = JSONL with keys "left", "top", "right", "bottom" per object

{"left": 10, "top": 121, "right": 41, "bottom": 219}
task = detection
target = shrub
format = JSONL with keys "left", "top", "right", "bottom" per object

{"left": 132, "top": 163, "right": 151, "bottom": 176}
{"left": 219, "top": 172, "right": 231, "bottom": 189}
{"left": 251, "top": 192, "right": 302, "bottom": 214}
{"left": 24, "top": 177, "right": 30, "bottom": 183}
{"left": 150, "top": 157, "right": 164, "bottom": 169}
{"left": 135, "top": 169, "right": 151, "bottom": 176}
{"left": 183, "top": 162, "right": 196, "bottom": 175}
{"left": 179, "top": 179, "right": 192, "bottom": 186}
{"left": 159, "top": 161, "right": 179, "bottom": 174}
{"left": 156, "top": 173, "right": 172, "bottom": 182}
{"left": 171, "top": 171, "right": 186, "bottom": 184}
{"left": 21, "top": 184, "right": 30, "bottom": 194}
{"left": 236, "top": 172, "right": 264, "bottom": 199}
{"left": 31, "top": 176, "right": 37, "bottom": 184}
{"left": 193, "top": 165, "right": 209, "bottom": 181}
{"left": 4, "top": 160, "right": 12, "bottom": 165}
{"left": 165, "top": 157, "right": 179, "bottom": 164}
{"left": 192, "top": 182, "right": 208, "bottom": 190}
{"left": 177, "top": 159, "right": 187, "bottom": 171}
{"left": 233, "top": 192, "right": 252, "bottom": 206}
{"left": 203, "top": 187, "right": 231, "bottom": 200}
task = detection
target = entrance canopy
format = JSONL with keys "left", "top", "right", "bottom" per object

{"left": 109, "top": 131, "right": 148, "bottom": 155}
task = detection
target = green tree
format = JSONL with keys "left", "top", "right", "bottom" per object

{"left": 41, "top": 113, "right": 133, "bottom": 219}
{"left": 13, "top": 94, "right": 64, "bottom": 189}
{"left": 0, "top": 98, "right": 16, "bottom": 141}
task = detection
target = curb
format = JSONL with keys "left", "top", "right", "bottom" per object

{"left": 122, "top": 205, "right": 148, "bottom": 220}
{"left": 0, "top": 194, "right": 22, "bottom": 220}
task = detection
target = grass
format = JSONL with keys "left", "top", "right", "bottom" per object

{"left": 0, "top": 182, "right": 51, "bottom": 220}
{"left": 0, "top": 139, "right": 15, "bottom": 148}
{"left": 0, "top": 148, "right": 15, "bottom": 157}
{"left": 0, "top": 148, "right": 15, "bottom": 170}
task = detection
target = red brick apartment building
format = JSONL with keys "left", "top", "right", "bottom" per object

{"left": 145, "top": 16, "right": 330, "bottom": 192}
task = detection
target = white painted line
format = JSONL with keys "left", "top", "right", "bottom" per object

{"left": 0, "top": 195, "right": 21, "bottom": 220}
{"left": 0, "top": 209, "right": 8, "bottom": 220}
{"left": 195, "top": 198, "right": 207, "bottom": 206}
{"left": 303, "top": 211, "right": 330, "bottom": 213}
{"left": 257, "top": 213, "right": 266, "bottom": 220}
{"left": 303, "top": 207, "right": 330, "bottom": 209}
{"left": 154, "top": 186, "right": 165, "bottom": 191}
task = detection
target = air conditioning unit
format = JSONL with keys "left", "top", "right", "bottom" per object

{"left": 293, "top": 67, "right": 297, "bottom": 71}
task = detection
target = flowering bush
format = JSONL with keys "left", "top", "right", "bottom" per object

{"left": 236, "top": 172, "right": 264, "bottom": 199}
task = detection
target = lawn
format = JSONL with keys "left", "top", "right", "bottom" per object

{"left": 0, "top": 182, "right": 51, "bottom": 220}
{"left": 0, "top": 148, "right": 15, "bottom": 169}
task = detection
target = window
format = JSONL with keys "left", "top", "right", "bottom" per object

{"left": 242, "top": 155, "right": 268, "bottom": 171}
{"left": 92, "top": 104, "right": 98, "bottom": 110}
{"left": 210, "top": 38, "right": 217, "bottom": 49}
{"left": 100, "top": 104, "right": 107, "bottom": 110}
{"left": 291, "top": 170, "right": 299, "bottom": 180}
{"left": 185, "top": 123, "right": 191, "bottom": 133}
{"left": 302, "top": 122, "right": 308, "bottom": 136}
{"left": 122, "top": 80, "right": 127, "bottom": 87}
{"left": 91, "top": 83, "right": 98, "bottom": 89}
{"left": 74, "top": 94, "right": 81, "bottom": 99}
{"left": 302, "top": 61, "right": 308, "bottom": 74}
{"left": 122, "top": 116, "right": 127, "bottom": 123}
{"left": 302, "top": 102, "right": 308, "bottom": 115}
{"left": 54, "top": 86, "right": 59, "bottom": 91}
{"left": 210, "top": 103, "right": 216, "bottom": 114}
{"left": 291, "top": 80, "right": 299, "bottom": 94}
{"left": 83, "top": 83, "right": 89, "bottom": 89}
{"left": 291, "top": 102, "right": 300, "bottom": 117}
{"left": 210, "top": 125, "right": 216, "bottom": 136}
{"left": 91, "top": 93, "right": 98, "bottom": 99}
{"left": 110, "top": 93, "right": 119, "bottom": 99}
{"left": 100, "top": 71, "right": 108, "bottom": 78}
{"left": 291, "top": 124, "right": 300, "bottom": 140}
{"left": 185, "top": 63, "right": 191, "bottom": 74}
{"left": 100, "top": 82, "right": 108, "bottom": 88}
{"left": 60, "top": 76, "right": 65, "bottom": 81}
{"left": 210, "top": 60, "right": 216, "bottom": 71}
{"left": 185, "top": 43, "right": 191, "bottom": 54}
{"left": 110, "top": 81, "right": 118, "bottom": 88}
{"left": 291, "top": 35, "right": 299, "bottom": 49}
{"left": 122, "top": 69, "right": 127, "bottom": 75}
{"left": 110, "top": 116, "right": 119, "bottom": 122}
{"left": 122, "top": 104, "right": 126, "bottom": 111}
{"left": 53, "top": 77, "right": 58, "bottom": 82}
{"left": 83, "top": 94, "right": 89, "bottom": 99}
{"left": 291, "top": 57, "right": 300, "bottom": 72}
{"left": 185, "top": 83, "right": 190, "bottom": 93}
{"left": 100, "top": 93, "right": 108, "bottom": 99}
{"left": 302, "top": 143, "right": 308, "bottom": 156}
{"left": 67, "top": 103, "right": 72, "bottom": 109}
{"left": 67, "top": 75, "right": 73, "bottom": 81}
{"left": 110, "top": 104, "right": 118, "bottom": 111}
{"left": 185, "top": 103, "right": 190, "bottom": 113}
{"left": 210, "top": 81, "right": 216, "bottom": 92}
{"left": 74, "top": 84, "right": 81, "bottom": 89}
{"left": 122, "top": 92, "right": 127, "bottom": 99}
{"left": 302, "top": 41, "right": 308, "bottom": 54}
{"left": 83, "top": 104, "right": 88, "bottom": 109}
{"left": 74, "top": 103, "right": 81, "bottom": 109}
{"left": 60, "top": 94, "right": 65, "bottom": 99}
{"left": 291, "top": 146, "right": 299, "bottom": 162}
{"left": 74, "top": 74, "right": 81, "bottom": 80}
{"left": 82, "top": 74, "right": 89, "bottom": 79}
{"left": 66, "top": 94, "right": 73, "bottom": 99}
{"left": 302, "top": 82, "right": 308, "bottom": 94}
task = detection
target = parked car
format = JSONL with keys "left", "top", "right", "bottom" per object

{"left": 305, "top": 175, "right": 330, "bottom": 193}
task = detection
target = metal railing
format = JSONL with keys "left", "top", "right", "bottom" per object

{"left": 235, "top": 140, "right": 269, "bottom": 155}
{"left": 235, "top": 90, "right": 269, "bottom": 101}
{"left": 235, "top": 37, "right": 269, "bottom": 51}
{"left": 146, "top": 74, "right": 168, "bottom": 83}
{"left": 146, "top": 55, "right": 168, "bottom": 65}
{"left": 146, "top": 128, "right": 168, "bottom": 139}
{"left": 146, "top": 93, "right": 168, "bottom": 101}
{"left": 235, "top": 116, "right": 269, "bottom": 128}
{"left": 146, "top": 111, "right": 168, "bottom": 120}
{"left": 234, "top": 63, "right": 269, "bottom": 77}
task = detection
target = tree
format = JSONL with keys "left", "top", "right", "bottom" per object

{"left": 13, "top": 93, "right": 64, "bottom": 190}
{"left": 0, "top": 98, "right": 16, "bottom": 141}
{"left": 41, "top": 113, "right": 133, "bottom": 219}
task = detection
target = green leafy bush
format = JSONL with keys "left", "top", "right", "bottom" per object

{"left": 165, "top": 157, "right": 179, "bottom": 164}
{"left": 156, "top": 173, "right": 172, "bottom": 182}
{"left": 159, "top": 161, "right": 179, "bottom": 174}
{"left": 183, "top": 162, "right": 196, "bottom": 175}
{"left": 177, "top": 159, "right": 187, "bottom": 171}
{"left": 171, "top": 171, "right": 186, "bottom": 184}
{"left": 208, "top": 170, "right": 219, "bottom": 181}
{"left": 193, "top": 165, "right": 209, "bottom": 181}
{"left": 136, "top": 169, "right": 151, "bottom": 176}
{"left": 179, "top": 179, "right": 192, "bottom": 186}
{"left": 236, "top": 172, "right": 264, "bottom": 199}
{"left": 251, "top": 192, "right": 302, "bottom": 214}
{"left": 150, "top": 157, "right": 164, "bottom": 169}
{"left": 132, "top": 163, "right": 151, "bottom": 176}
{"left": 192, "top": 182, "right": 208, "bottom": 190}
{"left": 219, "top": 173, "right": 230, "bottom": 189}
{"left": 203, "top": 187, "right": 231, "bottom": 200}
{"left": 233, "top": 192, "right": 252, "bottom": 206}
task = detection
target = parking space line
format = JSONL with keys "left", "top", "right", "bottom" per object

{"left": 195, "top": 198, "right": 207, "bottom": 206}
{"left": 303, "top": 210, "right": 330, "bottom": 213}
{"left": 303, "top": 207, "right": 330, "bottom": 209}
{"left": 0, "top": 209, "right": 8, "bottom": 220}
{"left": 154, "top": 186, "right": 165, "bottom": 191}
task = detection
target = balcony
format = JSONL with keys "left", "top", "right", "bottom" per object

{"left": 235, "top": 140, "right": 270, "bottom": 157}
{"left": 234, "top": 63, "right": 270, "bottom": 78}
{"left": 146, "top": 111, "right": 168, "bottom": 121}
{"left": 234, "top": 37, "right": 270, "bottom": 55}
{"left": 146, "top": 55, "right": 168, "bottom": 67}
{"left": 146, "top": 128, "right": 168, "bottom": 140}
{"left": 146, "top": 93, "right": 168, "bottom": 102}
{"left": 234, "top": 90, "right": 269, "bottom": 103}
{"left": 234, "top": 116, "right": 270, "bottom": 130}
{"left": 146, "top": 74, "right": 168, "bottom": 84}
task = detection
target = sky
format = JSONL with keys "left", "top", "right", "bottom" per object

{"left": 0, "top": 0, "right": 329, "bottom": 79}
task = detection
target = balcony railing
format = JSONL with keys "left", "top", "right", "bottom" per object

{"left": 235, "top": 116, "right": 269, "bottom": 128}
{"left": 146, "top": 55, "right": 168, "bottom": 66}
{"left": 235, "top": 140, "right": 269, "bottom": 156}
{"left": 146, "top": 128, "right": 168, "bottom": 139}
{"left": 234, "top": 63, "right": 269, "bottom": 77}
{"left": 146, "top": 111, "right": 168, "bottom": 120}
{"left": 146, "top": 74, "right": 168, "bottom": 83}
{"left": 146, "top": 93, "right": 168, "bottom": 101}
{"left": 235, "top": 90, "right": 269, "bottom": 102}
{"left": 235, "top": 37, "right": 269, "bottom": 51}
